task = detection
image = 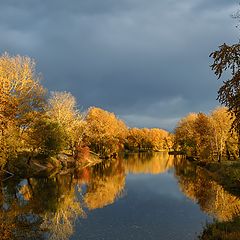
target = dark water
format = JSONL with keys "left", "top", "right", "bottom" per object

{"left": 1, "top": 152, "right": 240, "bottom": 240}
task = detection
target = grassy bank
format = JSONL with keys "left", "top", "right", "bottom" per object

{"left": 198, "top": 161, "right": 240, "bottom": 197}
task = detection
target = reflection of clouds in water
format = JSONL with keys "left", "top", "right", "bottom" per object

{"left": 127, "top": 172, "right": 185, "bottom": 201}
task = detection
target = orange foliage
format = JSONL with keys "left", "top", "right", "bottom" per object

{"left": 84, "top": 107, "right": 128, "bottom": 158}
{"left": 126, "top": 127, "right": 172, "bottom": 151}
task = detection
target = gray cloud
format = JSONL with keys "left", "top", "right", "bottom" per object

{"left": 0, "top": 0, "right": 238, "bottom": 130}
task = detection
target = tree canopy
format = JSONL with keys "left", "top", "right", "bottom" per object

{"left": 210, "top": 43, "right": 240, "bottom": 158}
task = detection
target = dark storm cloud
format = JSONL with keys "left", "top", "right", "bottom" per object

{"left": 0, "top": 0, "right": 238, "bottom": 130}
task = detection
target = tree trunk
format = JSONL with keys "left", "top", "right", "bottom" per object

{"left": 238, "top": 130, "right": 240, "bottom": 160}
{"left": 218, "top": 154, "right": 222, "bottom": 163}
{"left": 226, "top": 142, "right": 231, "bottom": 161}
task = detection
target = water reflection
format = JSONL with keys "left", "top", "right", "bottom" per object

{"left": 174, "top": 158, "right": 240, "bottom": 222}
{"left": 1, "top": 174, "right": 84, "bottom": 240}
{"left": 174, "top": 158, "right": 240, "bottom": 239}
{"left": 124, "top": 152, "right": 174, "bottom": 175}
{"left": 83, "top": 158, "right": 125, "bottom": 210}
{"left": 1, "top": 153, "right": 240, "bottom": 239}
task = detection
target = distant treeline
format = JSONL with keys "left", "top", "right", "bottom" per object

{"left": 0, "top": 53, "right": 173, "bottom": 169}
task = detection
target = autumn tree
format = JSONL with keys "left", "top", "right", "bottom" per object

{"left": 175, "top": 107, "right": 238, "bottom": 160}
{"left": 148, "top": 128, "right": 170, "bottom": 151}
{"left": 0, "top": 53, "right": 46, "bottom": 166}
{"left": 210, "top": 107, "right": 235, "bottom": 161}
{"left": 193, "top": 113, "right": 214, "bottom": 159}
{"left": 174, "top": 113, "right": 198, "bottom": 155}
{"left": 46, "top": 91, "right": 85, "bottom": 154}
{"left": 0, "top": 53, "right": 45, "bottom": 131}
{"left": 175, "top": 112, "right": 214, "bottom": 159}
{"left": 126, "top": 127, "right": 171, "bottom": 152}
{"left": 126, "top": 128, "right": 145, "bottom": 151}
{"left": 210, "top": 43, "right": 240, "bottom": 158}
{"left": 84, "top": 107, "right": 127, "bottom": 158}
{"left": 164, "top": 133, "right": 174, "bottom": 151}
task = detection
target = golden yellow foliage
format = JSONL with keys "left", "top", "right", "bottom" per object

{"left": 0, "top": 53, "right": 45, "bottom": 129}
{"left": 126, "top": 127, "right": 171, "bottom": 151}
{"left": 46, "top": 91, "right": 85, "bottom": 153}
{"left": 175, "top": 107, "right": 237, "bottom": 160}
{"left": 0, "top": 53, "right": 46, "bottom": 164}
{"left": 85, "top": 107, "right": 128, "bottom": 157}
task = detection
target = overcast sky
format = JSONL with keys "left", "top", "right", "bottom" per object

{"left": 0, "top": 0, "right": 238, "bottom": 130}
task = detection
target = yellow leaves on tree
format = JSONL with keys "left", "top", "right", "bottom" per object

{"left": 84, "top": 107, "right": 127, "bottom": 158}
{"left": 126, "top": 127, "right": 172, "bottom": 151}
{"left": 0, "top": 53, "right": 46, "bottom": 164}
{"left": 0, "top": 53, "right": 45, "bottom": 129}
{"left": 175, "top": 107, "right": 236, "bottom": 160}
{"left": 46, "top": 91, "right": 85, "bottom": 153}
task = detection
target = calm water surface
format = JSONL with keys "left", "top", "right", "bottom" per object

{"left": 1, "top": 152, "right": 240, "bottom": 239}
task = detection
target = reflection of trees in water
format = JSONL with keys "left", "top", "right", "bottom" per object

{"left": 41, "top": 186, "right": 84, "bottom": 240}
{"left": 83, "top": 152, "right": 175, "bottom": 210}
{"left": 84, "top": 159, "right": 125, "bottom": 210}
{"left": 174, "top": 158, "right": 240, "bottom": 222}
{"left": 124, "top": 152, "right": 174, "bottom": 175}
{"left": 0, "top": 181, "right": 16, "bottom": 240}
{"left": 0, "top": 174, "right": 84, "bottom": 240}
{"left": 0, "top": 178, "right": 44, "bottom": 239}
{"left": 0, "top": 153, "right": 190, "bottom": 239}
{"left": 0, "top": 158, "right": 127, "bottom": 239}
{"left": 0, "top": 152, "right": 176, "bottom": 240}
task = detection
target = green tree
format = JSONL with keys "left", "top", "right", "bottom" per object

{"left": 28, "top": 116, "right": 66, "bottom": 157}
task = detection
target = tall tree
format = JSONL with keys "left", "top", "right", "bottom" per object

{"left": 174, "top": 113, "right": 198, "bottom": 156}
{"left": 46, "top": 91, "right": 85, "bottom": 154}
{"left": 193, "top": 113, "right": 214, "bottom": 159}
{"left": 0, "top": 53, "right": 45, "bottom": 130}
{"left": 210, "top": 43, "right": 240, "bottom": 158}
{"left": 84, "top": 107, "right": 127, "bottom": 158}
{"left": 0, "top": 53, "right": 46, "bottom": 165}
{"left": 210, "top": 107, "right": 234, "bottom": 161}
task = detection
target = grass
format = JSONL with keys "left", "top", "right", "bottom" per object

{"left": 200, "top": 161, "right": 240, "bottom": 196}
{"left": 198, "top": 217, "right": 240, "bottom": 240}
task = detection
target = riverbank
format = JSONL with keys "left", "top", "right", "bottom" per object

{"left": 187, "top": 159, "right": 240, "bottom": 197}
{"left": 1, "top": 151, "right": 102, "bottom": 179}
{"left": 198, "top": 216, "right": 240, "bottom": 240}
{"left": 203, "top": 161, "right": 240, "bottom": 196}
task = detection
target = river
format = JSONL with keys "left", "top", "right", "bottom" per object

{"left": 1, "top": 152, "right": 240, "bottom": 239}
